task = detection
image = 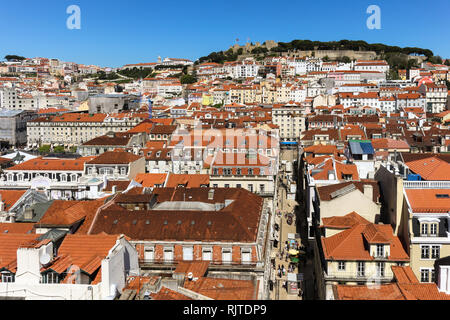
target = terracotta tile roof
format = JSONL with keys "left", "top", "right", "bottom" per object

{"left": 316, "top": 180, "right": 380, "bottom": 203}
{"left": 335, "top": 265, "right": 450, "bottom": 300}
{"left": 103, "top": 180, "right": 131, "bottom": 192}
{"left": 150, "top": 125, "right": 177, "bottom": 135}
{"left": 166, "top": 174, "right": 209, "bottom": 188}
{"left": 89, "top": 188, "right": 263, "bottom": 243}
{"left": 391, "top": 266, "right": 419, "bottom": 284}
{"left": 57, "top": 234, "right": 121, "bottom": 275}
{"left": 127, "top": 121, "right": 154, "bottom": 134}
{"left": 38, "top": 198, "right": 106, "bottom": 227}
{"left": 335, "top": 283, "right": 406, "bottom": 300}
{"left": 134, "top": 173, "right": 167, "bottom": 187}
{"left": 6, "top": 157, "right": 94, "bottom": 171}
{"left": 309, "top": 158, "right": 359, "bottom": 181}
{"left": 0, "top": 234, "right": 42, "bottom": 271}
{"left": 404, "top": 189, "right": 450, "bottom": 213}
{"left": 0, "top": 223, "right": 35, "bottom": 234}
{"left": 183, "top": 277, "right": 259, "bottom": 300}
{"left": 174, "top": 261, "right": 209, "bottom": 279}
{"left": 321, "top": 219, "right": 409, "bottom": 261}
{"left": 150, "top": 286, "right": 193, "bottom": 300}
{"left": 304, "top": 144, "right": 338, "bottom": 155}
{"left": 401, "top": 152, "right": 450, "bottom": 164}
{"left": 87, "top": 150, "right": 143, "bottom": 165}
{"left": 31, "top": 113, "right": 107, "bottom": 123}
{"left": 406, "top": 156, "right": 450, "bottom": 181}
{"left": 321, "top": 211, "right": 371, "bottom": 229}
{"left": 144, "top": 140, "right": 166, "bottom": 148}
{"left": 371, "top": 138, "right": 410, "bottom": 150}
{"left": 0, "top": 190, "right": 27, "bottom": 211}
{"left": 397, "top": 283, "right": 450, "bottom": 300}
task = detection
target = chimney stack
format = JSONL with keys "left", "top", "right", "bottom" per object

{"left": 363, "top": 184, "right": 373, "bottom": 201}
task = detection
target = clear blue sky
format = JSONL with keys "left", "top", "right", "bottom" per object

{"left": 1, "top": 0, "right": 449, "bottom": 68}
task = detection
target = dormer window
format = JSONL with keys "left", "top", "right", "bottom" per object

{"left": 376, "top": 244, "right": 384, "bottom": 258}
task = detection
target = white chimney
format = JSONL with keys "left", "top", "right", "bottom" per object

{"left": 15, "top": 247, "right": 41, "bottom": 284}
{"left": 438, "top": 265, "right": 450, "bottom": 294}
{"left": 363, "top": 184, "right": 373, "bottom": 201}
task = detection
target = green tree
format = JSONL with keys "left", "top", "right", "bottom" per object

{"left": 38, "top": 145, "right": 51, "bottom": 154}
{"left": 323, "top": 55, "right": 329, "bottom": 62}
{"left": 180, "top": 74, "right": 197, "bottom": 84}
{"left": 53, "top": 146, "right": 65, "bottom": 153}
{"left": 428, "top": 55, "right": 443, "bottom": 64}
{"left": 341, "top": 56, "right": 351, "bottom": 63}
{"left": 4, "top": 55, "right": 26, "bottom": 61}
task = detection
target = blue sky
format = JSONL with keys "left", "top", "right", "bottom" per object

{"left": 1, "top": 0, "right": 449, "bottom": 68}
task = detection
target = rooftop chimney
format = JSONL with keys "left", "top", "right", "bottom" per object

{"left": 363, "top": 184, "right": 373, "bottom": 201}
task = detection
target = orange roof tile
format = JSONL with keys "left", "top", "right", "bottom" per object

{"left": 134, "top": 173, "right": 167, "bottom": 188}
{"left": 406, "top": 157, "right": 450, "bottom": 181}
{"left": 405, "top": 189, "right": 450, "bottom": 213}
{"left": 0, "top": 190, "right": 27, "bottom": 211}
{"left": 183, "top": 277, "right": 259, "bottom": 300}
{"left": 6, "top": 157, "right": 94, "bottom": 171}
{"left": 321, "top": 220, "right": 409, "bottom": 261}
{"left": 166, "top": 174, "right": 210, "bottom": 188}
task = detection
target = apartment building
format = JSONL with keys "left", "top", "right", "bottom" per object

{"left": 88, "top": 187, "right": 273, "bottom": 299}
{"left": 27, "top": 113, "right": 147, "bottom": 147}
{"left": 272, "top": 105, "right": 306, "bottom": 142}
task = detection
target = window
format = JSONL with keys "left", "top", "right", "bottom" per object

{"left": 430, "top": 223, "right": 438, "bottom": 236}
{"left": 338, "top": 262, "right": 345, "bottom": 271}
{"left": 421, "top": 223, "right": 429, "bottom": 236}
{"left": 420, "top": 269, "right": 430, "bottom": 283}
{"left": 376, "top": 244, "right": 384, "bottom": 258}
{"left": 248, "top": 168, "right": 254, "bottom": 175}
{"left": 202, "top": 248, "right": 212, "bottom": 261}
{"left": 357, "top": 262, "right": 365, "bottom": 277}
{"left": 376, "top": 262, "right": 385, "bottom": 277}
{"left": 241, "top": 248, "right": 251, "bottom": 264}
{"left": 120, "top": 167, "right": 127, "bottom": 175}
{"left": 236, "top": 184, "right": 242, "bottom": 188}
{"left": 236, "top": 168, "right": 242, "bottom": 175}
{"left": 431, "top": 270, "right": 436, "bottom": 282}
{"left": 224, "top": 168, "right": 232, "bottom": 176}
{"left": 183, "top": 247, "right": 193, "bottom": 261}
{"left": 248, "top": 184, "right": 253, "bottom": 192}
{"left": 144, "top": 247, "right": 154, "bottom": 261}
{"left": 260, "top": 184, "right": 265, "bottom": 193}
{"left": 222, "top": 248, "right": 232, "bottom": 263}
{"left": 224, "top": 184, "right": 230, "bottom": 188}
{"left": 164, "top": 247, "right": 174, "bottom": 262}
{"left": 42, "top": 272, "right": 59, "bottom": 284}
{"left": 421, "top": 246, "right": 430, "bottom": 259}
{"left": 431, "top": 246, "right": 440, "bottom": 259}
{"left": 213, "top": 168, "right": 218, "bottom": 175}
{"left": 1, "top": 272, "right": 14, "bottom": 283}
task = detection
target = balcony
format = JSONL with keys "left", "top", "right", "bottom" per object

{"left": 138, "top": 259, "right": 262, "bottom": 272}
{"left": 325, "top": 271, "right": 391, "bottom": 282}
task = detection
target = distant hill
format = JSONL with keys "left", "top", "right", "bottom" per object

{"left": 196, "top": 39, "right": 435, "bottom": 65}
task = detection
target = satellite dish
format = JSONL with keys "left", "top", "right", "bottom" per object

{"left": 40, "top": 253, "right": 51, "bottom": 266}
{"left": 187, "top": 272, "right": 194, "bottom": 281}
